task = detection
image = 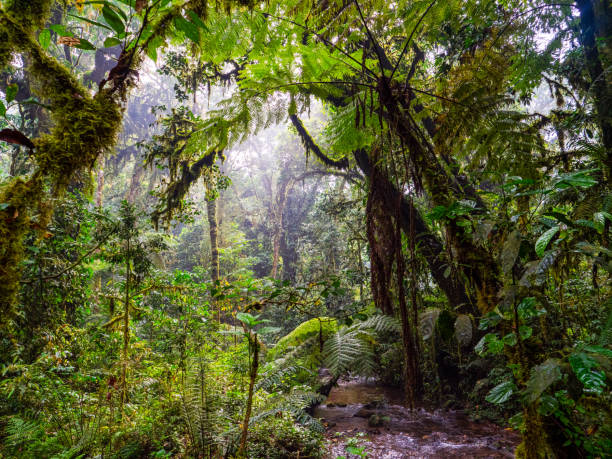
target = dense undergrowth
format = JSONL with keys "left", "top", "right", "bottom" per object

{"left": 1, "top": 0, "right": 612, "bottom": 457}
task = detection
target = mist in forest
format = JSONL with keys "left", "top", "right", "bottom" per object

{"left": 0, "top": 1, "right": 611, "bottom": 458}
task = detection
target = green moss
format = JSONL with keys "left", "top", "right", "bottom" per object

{"left": 0, "top": 175, "right": 43, "bottom": 324}
{"left": 4, "top": 0, "right": 53, "bottom": 30}
{"left": 0, "top": 5, "right": 124, "bottom": 320}
{"left": 515, "top": 405, "right": 555, "bottom": 459}
{"left": 270, "top": 317, "right": 338, "bottom": 359}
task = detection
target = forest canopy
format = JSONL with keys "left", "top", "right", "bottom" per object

{"left": 0, "top": 0, "right": 611, "bottom": 457}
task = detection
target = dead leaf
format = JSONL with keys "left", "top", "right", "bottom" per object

{"left": 135, "top": 0, "right": 147, "bottom": 13}
{"left": 58, "top": 36, "right": 81, "bottom": 47}
{"left": 0, "top": 128, "right": 35, "bottom": 149}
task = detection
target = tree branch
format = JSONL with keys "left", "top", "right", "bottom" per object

{"left": 289, "top": 114, "right": 349, "bottom": 169}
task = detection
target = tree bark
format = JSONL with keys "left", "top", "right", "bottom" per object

{"left": 270, "top": 175, "right": 294, "bottom": 279}
{"left": 238, "top": 332, "right": 259, "bottom": 458}
{"left": 207, "top": 198, "right": 220, "bottom": 283}
{"left": 354, "top": 149, "right": 476, "bottom": 314}
{"left": 127, "top": 162, "right": 144, "bottom": 204}
{"left": 96, "top": 165, "right": 104, "bottom": 208}
{"left": 377, "top": 80, "right": 501, "bottom": 314}
{"left": 576, "top": 0, "right": 612, "bottom": 177}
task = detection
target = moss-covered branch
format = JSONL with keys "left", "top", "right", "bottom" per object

{"left": 289, "top": 114, "right": 349, "bottom": 169}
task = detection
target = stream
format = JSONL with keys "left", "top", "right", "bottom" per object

{"left": 313, "top": 378, "right": 520, "bottom": 458}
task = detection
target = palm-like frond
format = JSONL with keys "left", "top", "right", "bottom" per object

{"left": 181, "top": 360, "right": 223, "bottom": 454}
{"left": 322, "top": 315, "right": 400, "bottom": 377}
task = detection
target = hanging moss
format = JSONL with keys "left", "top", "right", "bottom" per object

{"left": 0, "top": 2, "right": 123, "bottom": 321}
{"left": 0, "top": 0, "right": 248, "bottom": 329}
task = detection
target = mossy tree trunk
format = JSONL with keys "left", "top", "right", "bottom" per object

{"left": 207, "top": 198, "right": 220, "bottom": 283}
{"left": 207, "top": 197, "right": 220, "bottom": 321}
{"left": 270, "top": 175, "right": 294, "bottom": 279}
{"left": 354, "top": 149, "right": 476, "bottom": 315}
{"left": 120, "top": 237, "right": 131, "bottom": 419}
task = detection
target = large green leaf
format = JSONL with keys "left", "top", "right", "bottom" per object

{"left": 503, "top": 333, "right": 517, "bottom": 347}
{"left": 5, "top": 84, "right": 17, "bottom": 103}
{"left": 486, "top": 380, "right": 516, "bottom": 404}
{"left": 517, "top": 297, "right": 545, "bottom": 320}
{"left": 554, "top": 169, "right": 598, "bottom": 190}
{"left": 104, "top": 37, "right": 122, "bottom": 48}
{"left": 538, "top": 395, "right": 559, "bottom": 416}
{"left": 38, "top": 29, "right": 51, "bottom": 49}
{"left": 84, "top": 1, "right": 128, "bottom": 21}
{"left": 583, "top": 345, "right": 612, "bottom": 359}
{"left": 68, "top": 13, "right": 113, "bottom": 31}
{"left": 569, "top": 352, "right": 606, "bottom": 395}
{"left": 102, "top": 5, "right": 126, "bottom": 35}
{"left": 236, "top": 312, "right": 261, "bottom": 328}
{"left": 535, "top": 226, "right": 559, "bottom": 257}
{"left": 524, "top": 359, "right": 562, "bottom": 403}
{"left": 187, "top": 10, "right": 209, "bottom": 31}
{"left": 478, "top": 311, "right": 502, "bottom": 330}
{"left": 49, "top": 24, "right": 74, "bottom": 37}
{"left": 475, "top": 333, "right": 504, "bottom": 356}
{"left": 72, "top": 38, "right": 96, "bottom": 51}
{"left": 174, "top": 16, "right": 200, "bottom": 43}
{"left": 500, "top": 230, "right": 522, "bottom": 274}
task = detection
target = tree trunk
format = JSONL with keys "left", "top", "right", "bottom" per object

{"left": 270, "top": 175, "right": 294, "bottom": 278}
{"left": 207, "top": 198, "right": 220, "bottom": 322}
{"left": 238, "top": 333, "right": 259, "bottom": 457}
{"left": 120, "top": 239, "right": 130, "bottom": 419}
{"left": 378, "top": 80, "right": 502, "bottom": 314}
{"left": 576, "top": 0, "right": 612, "bottom": 177}
{"left": 354, "top": 149, "right": 476, "bottom": 315}
{"left": 96, "top": 163, "right": 104, "bottom": 208}
{"left": 207, "top": 198, "right": 220, "bottom": 283}
{"left": 127, "top": 162, "right": 144, "bottom": 204}
{"left": 279, "top": 233, "right": 298, "bottom": 282}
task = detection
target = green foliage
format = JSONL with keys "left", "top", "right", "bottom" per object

{"left": 485, "top": 380, "right": 516, "bottom": 405}
{"left": 322, "top": 316, "right": 400, "bottom": 377}
{"left": 181, "top": 360, "right": 222, "bottom": 456}
{"left": 2, "top": 0, "right": 612, "bottom": 457}
{"left": 245, "top": 413, "right": 324, "bottom": 459}
{"left": 535, "top": 226, "right": 559, "bottom": 257}
{"left": 524, "top": 359, "right": 562, "bottom": 403}
{"left": 272, "top": 317, "right": 338, "bottom": 359}
{"left": 568, "top": 352, "right": 606, "bottom": 395}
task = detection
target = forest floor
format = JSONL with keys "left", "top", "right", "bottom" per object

{"left": 314, "top": 379, "right": 520, "bottom": 458}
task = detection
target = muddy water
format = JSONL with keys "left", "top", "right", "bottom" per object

{"left": 313, "top": 378, "right": 519, "bottom": 458}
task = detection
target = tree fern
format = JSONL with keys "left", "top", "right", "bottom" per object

{"left": 271, "top": 315, "right": 399, "bottom": 378}
{"left": 181, "top": 360, "right": 223, "bottom": 456}
{"left": 322, "top": 315, "right": 400, "bottom": 377}
{"left": 251, "top": 386, "right": 325, "bottom": 432}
